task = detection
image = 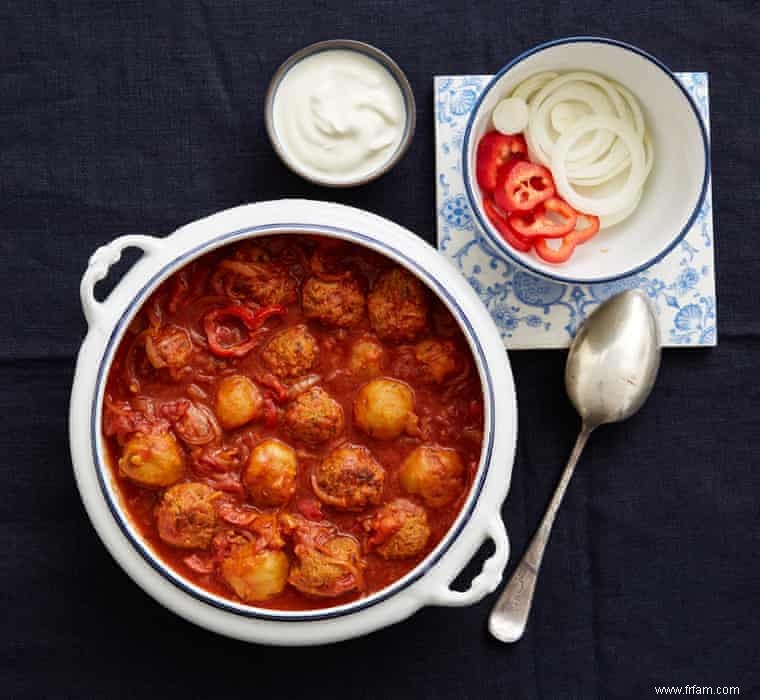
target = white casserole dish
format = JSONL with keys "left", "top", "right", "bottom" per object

{"left": 69, "top": 199, "right": 517, "bottom": 645}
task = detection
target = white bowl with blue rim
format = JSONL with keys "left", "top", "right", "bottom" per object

{"left": 69, "top": 199, "right": 516, "bottom": 645}
{"left": 463, "top": 37, "right": 710, "bottom": 285}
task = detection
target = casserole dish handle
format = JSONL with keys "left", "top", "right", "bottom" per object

{"left": 429, "top": 514, "right": 509, "bottom": 607}
{"left": 81, "top": 235, "right": 164, "bottom": 327}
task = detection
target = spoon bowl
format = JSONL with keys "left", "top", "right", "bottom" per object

{"left": 566, "top": 289, "right": 661, "bottom": 428}
{"left": 489, "top": 289, "right": 661, "bottom": 643}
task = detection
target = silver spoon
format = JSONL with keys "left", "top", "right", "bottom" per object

{"left": 489, "top": 289, "right": 661, "bottom": 643}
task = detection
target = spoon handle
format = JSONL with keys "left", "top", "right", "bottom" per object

{"left": 489, "top": 425, "right": 593, "bottom": 643}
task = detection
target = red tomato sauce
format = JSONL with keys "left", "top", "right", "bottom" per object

{"left": 102, "top": 235, "right": 484, "bottom": 611}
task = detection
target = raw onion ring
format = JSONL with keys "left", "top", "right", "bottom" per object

{"left": 551, "top": 115, "right": 646, "bottom": 216}
{"left": 511, "top": 72, "right": 558, "bottom": 101}
{"left": 612, "top": 82, "right": 645, "bottom": 137}
{"left": 526, "top": 72, "right": 629, "bottom": 167}
{"left": 596, "top": 134, "right": 653, "bottom": 229}
{"left": 568, "top": 139, "right": 631, "bottom": 184}
{"left": 528, "top": 82, "right": 616, "bottom": 167}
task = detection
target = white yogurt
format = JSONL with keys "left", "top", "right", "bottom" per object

{"left": 272, "top": 49, "right": 407, "bottom": 184}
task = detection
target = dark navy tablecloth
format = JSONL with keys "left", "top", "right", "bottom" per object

{"left": 2, "top": 2, "right": 758, "bottom": 698}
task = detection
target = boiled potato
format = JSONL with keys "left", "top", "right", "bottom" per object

{"left": 354, "top": 377, "right": 419, "bottom": 440}
{"left": 215, "top": 375, "right": 263, "bottom": 430}
{"left": 243, "top": 438, "right": 298, "bottom": 507}
{"left": 119, "top": 429, "right": 184, "bottom": 487}
{"left": 399, "top": 445, "right": 465, "bottom": 508}
{"left": 220, "top": 545, "right": 289, "bottom": 602}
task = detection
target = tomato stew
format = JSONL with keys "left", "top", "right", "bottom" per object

{"left": 102, "top": 235, "right": 484, "bottom": 610}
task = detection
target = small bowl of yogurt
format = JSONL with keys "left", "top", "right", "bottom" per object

{"left": 266, "top": 40, "right": 416, "bottom": 187}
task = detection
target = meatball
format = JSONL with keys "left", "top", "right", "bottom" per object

{"left": 220, "top": 544, "right": 289, "bottom": 602}
{"left": 354, "top": 378, "right": 419, "bottom": 440}
{"left": 243, "top": 438, "right": 297, "bottom": 507}
{"left": 399, "top": 445, "right": 465, "bottom": 508}
{"left": 367, "top": 267, "right": 429, "bottom": 342}
{"left": 367, "top": 498, "right": 430, "bottom": 560}
{"left": 290, "top": 536, "right": 363, "bottom": 598}
{"left": 144, "top": 325, "right": 192, "bottom": 369}
{"left": 215, "top": 375, "right": 263, "bottom": 430}
{"left": 119, "top": 429, "right": 184, "bottom": 487}
{"left": 302, "top": 276, "right": 365, "bottom": 328}
{"left": 156, "top": 482, "right": 219, "bottom": 548}
{"left": 219, "top": 245, "right": 298, "bottom": 306}
{"left": 312, "top": 444, "right": 385, "bottom": 510}
{"left": 252, "top": 265, "right": 297, "bottom": 307}
{"left": 347, "top": 336, "right": 385, "bottom": 378}
{"left": 282, "top": 517, "right": 365, "bottom": 598}
{"left": 414, "top": 339, "right": 458, "bottom": 384}
{"left": 283, "top": 387, "right": 344, "bottom": 444}
{"left": 260, "top": 325, "right": 318, "bottom": 378}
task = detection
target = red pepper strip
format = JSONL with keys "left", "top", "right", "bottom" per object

{"left": 495, "top": 160, "right": 555, "bottom": 212}
{"left": 483, "top": 197, "right": 532, "bottom": 253}
{"left": 570, "top": 213, "right": 601, "bottom": 245}
{"left": 476, "top": 131, "right": 527, "bottom": 192}
{"left": 251, "top": 305, "right": 288, "bottom": 327}
{"left": 534, "top": 211, "right": 602, "bottom": 264}
{"left": 509, "top": 197, "right": 578, "bottom": 238}
{"left": 203, "top": 304, "right": 286, "bottom": 358}
{"left": 255, "top": 371, "right": 289, "bottom": 403}
{"left": 535, "top": 236, "right": 577, "bottom": 264}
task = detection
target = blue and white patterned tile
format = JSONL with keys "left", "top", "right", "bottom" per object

{"left": 435, "top": 73, "right": 717, "bottom": 349}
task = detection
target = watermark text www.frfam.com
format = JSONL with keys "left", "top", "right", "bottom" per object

{"left": 654, "top": 686, "right": 740, "bottom": 695}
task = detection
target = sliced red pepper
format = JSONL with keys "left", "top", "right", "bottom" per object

{"left": 509, "top": 197, "right": 578, "bottom": 238}
{"left": 535, "top": 236, "right": 577, "bottom": 264}
{"left": 569, "top": 213, "right": 601, "bottom": 245}
{"left": 534, "top": 211, "right": 601, "bottom": 264}
{"left": 254, "top": 371, "right": 289, "bottom": 403}
{"left": 483, "top": 197, "right": 532, "bottom": 253}
{"left": 495, "top": 160, "right": 555, "bottom": 212}
{"left": 476, "top": 131, "right": 527, "bottom": 192}
{"left": 203, "top": 304, "right": 285, "bottom": 358}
